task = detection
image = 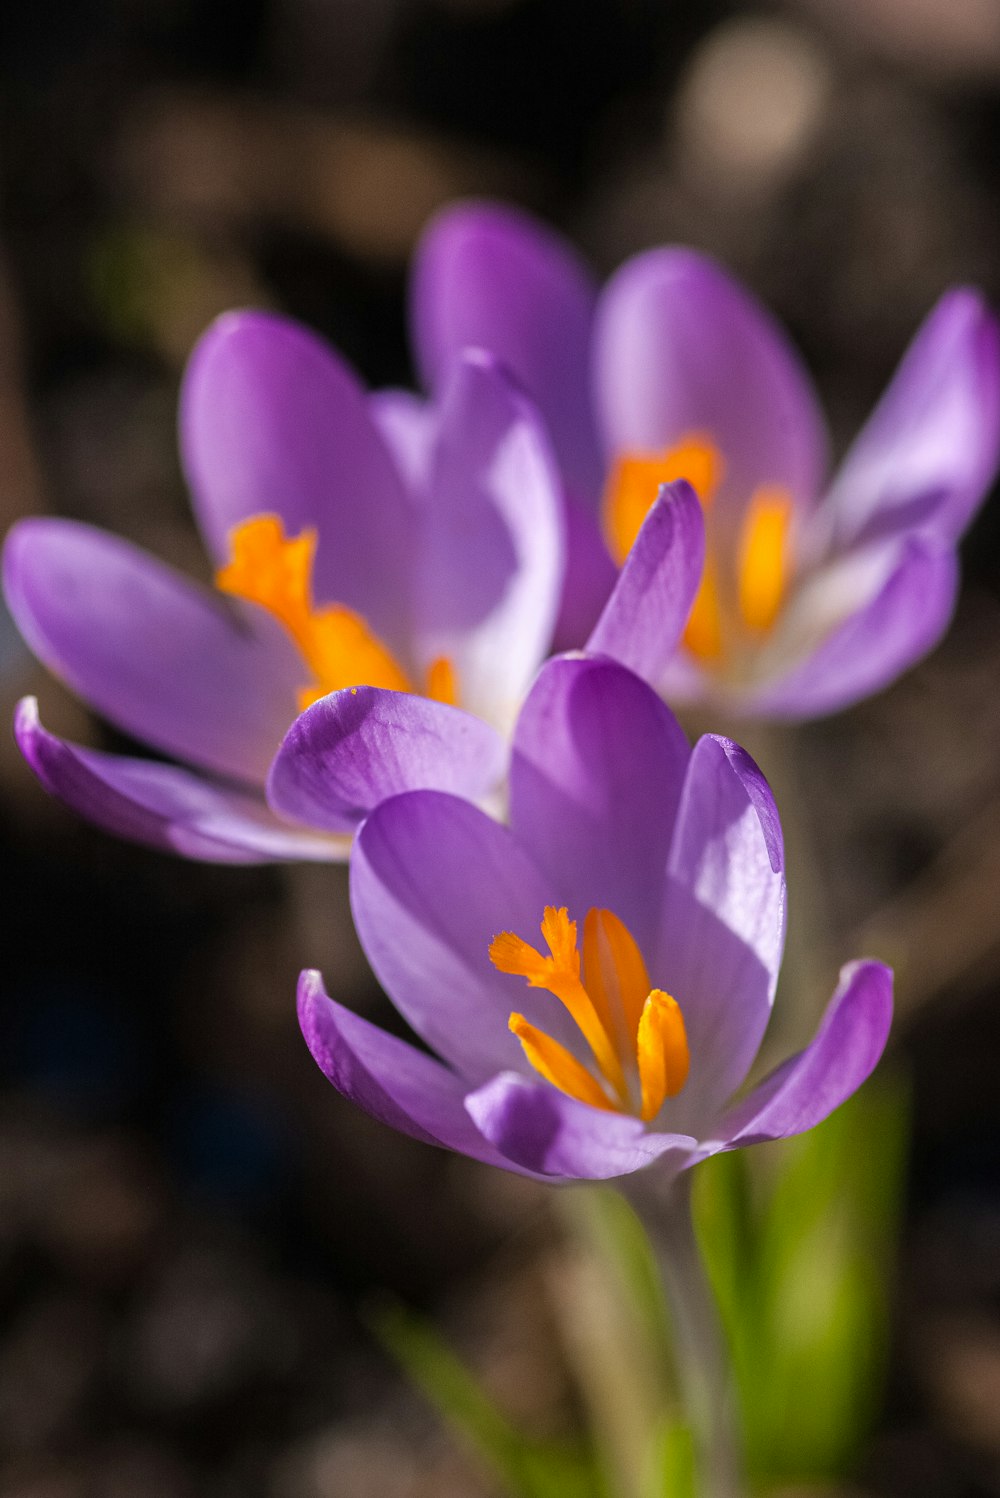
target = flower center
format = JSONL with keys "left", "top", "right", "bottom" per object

{"left": 601, "top": 434, "right": 794, "bottom": 668}
{"left": 489, "top": 905, "right": 689, "bottom": 1121}
{"left": 216, "top": 514, "right": 457, "bottom": 712}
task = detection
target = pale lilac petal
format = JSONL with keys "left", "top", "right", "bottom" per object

{"left": 655, "top": 736, "right": 786, "bottom": 1128}
{"left": 369, "top": 388, "right": 435, "bottom": 494}
{"left": 824, "top": 289, "right": 1000, "bottom": 549}
{"left": 649, "top": 650, "right": 712, "bottom": 711}
{"left": 350, "top": 791, "right": 582, "bottom": 1082}
{"left": 267, "top": 686, "right": 506, "bottom": 835}
{"left": 714, "top": 961, "right": 893, "bottom": 1148}
{"left": 551, "top": 490, "right": 618, "bottom": 651}
{"left": 180, "top": 310, "right": 415, "bottom": 645}
{"left": 586, "top": 480, "right": 705, "bottom": 683}
{"left": 414, "top": 352, "right": 564, "bottom": 731}
{"left": 466, "top": 1072, "right": 696, "bottom": 1180}
{"left": 411, "top": 201, "right": 603, "bottom": 500}
{"left": 298, "top": 972, "right": 544, "bottom": 1174}
{"left": 594, "top": 249, "right": 827, "bottom": 519}
{"left": 15, "top": 698, "right": 345, "bottom": 863}
{"left": 750, "top": 536, "right": 959, "bottom": 719}
{"left": 509, "top": 655, "right": 690, "bottom": 950}
{"left": 3, "top": 518, "right": 299, "bottom": 783}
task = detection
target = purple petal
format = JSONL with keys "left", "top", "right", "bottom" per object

{"left": 350, "top": 791, "right": 582, "bottom": 1082}
{"left": 551, "top": 489, "right": 619, "bottom": 651}
{"left": 509, "top": 655, "right": 690, "bottom": 950}
{"left": 586, "top": 480, "right": 705, "bottom": 683}
{"left": 15, "top": 697, "right": 345, "bottom": 863}
{"left": 466, "top": 1072, "right": 696, "bottom": 1180}
{"left": 594, "top": 249, "right": 827, "bottom": 519}
{"left": 414, "top": 351, "right": 564, "bottom": 730}
{"left": 267, "top": 685, "right": 506, "bottom": 835}
{"left": 823, "top": 289, "right": 1000, "bottom": 549}
{"left": 298, "top": 971, "right": 543, "bottom": 1174}
{"left": 750, "top": 536, "right": 959, "bottom": 719}
{"left": 369, "top": 388, "right": 435, "bottom": 494}
{"left": 655, "top": 736, "right": 786, "bottom": 1127}
{"left": 714, "top": 960, "right": 893, "bottom": 1148}
{"left": 180, "top": 310, "right": 415, "bottom": 646}
{"left": 411, "top": 201, "right": 603, "bottom": 500}
{"left": 3, "top": 518, "right": 298, "bottom": 783}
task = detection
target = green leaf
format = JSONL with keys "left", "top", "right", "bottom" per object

{"left": 651, "top": 1418, "right": 697, "bottom": 1498}
{"left": 693, "top": 1071, "right": 909, "bottom": 1486}
{"left": 371, "top": 1297, "right": 604, "bottom": 1498}
{"left": 562, "top": 1187, "right": 672, "bottom": 1356}
{"left": 553, "top": 1188, "right": 675, "bottom": 1498}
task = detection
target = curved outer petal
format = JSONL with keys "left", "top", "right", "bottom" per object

{"left": 3, "top": 518, "right": 298, "bottom": 784}
{"left": 594, "top": 249, "right": 827, "bottom": 519}
{"left": 586, "top": 480, "right": 705, "bottom": 683}
{"left": 350, "top": 791, "right": 583, "bottom": 1083}
{"left": 655, "top": 736, "right": 786, "bottom": 1132}
{"left": 823, "top": 289, "right": 1000, "bottom": 549}
{"left": 466, "top": 1072, "right": 696, "bottom": 1180}
{"left": 411, "top": 201, "right": 603, "bottom": 500}
{"left": 267, "top": 685, "right": 506, "bottom": 835}
{"left": 15, "top": 698, "right": 345, "bottom": 863}
{"left": 509, "top": 655, "right": 690, "bottom": 952}
{"left": 298, "top": 972, "right": 545, "bottom": 1175}
{"left": 748, "top": 535, "right": 959, "bottom": 720}
{"left": 712, "top": 960, "right": 893, "bottom": 1148}
{"left": 414, "top": 352, "right": 564, "bottom": 731}
{"left": 180, "top": 310, "right": 415, "bottom": 647}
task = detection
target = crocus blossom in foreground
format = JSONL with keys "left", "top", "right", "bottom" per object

{"left": 299, "top": 655, "right": 892, "bottom": 1181}
{"left": 3, "top": 314, "right": 568, "bottom": 861}
{"left": 412, "top": 201, "right": 1000, "bottom": 717}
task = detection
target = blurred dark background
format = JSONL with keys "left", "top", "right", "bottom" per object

{"left": 3, "top": 1, "right": 1000, "bottom": 1493}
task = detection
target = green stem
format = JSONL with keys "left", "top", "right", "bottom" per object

{"left": 625, "top": 1172, "right": 744, "bottom": 1498}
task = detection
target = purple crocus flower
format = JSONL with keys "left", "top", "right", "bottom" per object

{"left": 3, "top": 313, "right": 570, "bottom": 861}
{"left": 297, "top": 654, "right": 892, "bottom": 1181}
{"left": 410, "top": 201, "right": 1000, "bottom": 717}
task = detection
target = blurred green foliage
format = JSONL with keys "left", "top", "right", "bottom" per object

{"left": 373, "top": 1297, "right": 606, "bottom": 1498}
{"left": 560, "top": 1187, "right": 696, "bottom": 1498}
{"left": 694, "top": 1072, "right": 909, "bottom": 1487}
{"left": 369, "top": 1073, "right": 907, "bottom": 1497}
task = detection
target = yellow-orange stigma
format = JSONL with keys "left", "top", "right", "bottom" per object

{"left": 489, "top": 906, "right": 690, "bottom": 1121}
{"left": 601, "top": 431, "right": 795, "bottom": 670}
{"left": 216, "top": 514, "right": 458, "bottom": 710}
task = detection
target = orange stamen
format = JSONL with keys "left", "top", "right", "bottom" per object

{"left": 216, "top": 514, "right": 317, "bottom": 652}
{"left": 425, "top": 655, "right": 458, "bottom": 707}
{"left": 491, "top": 905, "right": 691, "bottom": 1121}
{"left": 737, "top": 486, "right": 793, "bottom": 634}
{"left": 637, "top": 990, "right": 690, "bottom": 1121}
{"left": 603, "top": 428, "right": 798, "bottom": 670}
{"left": 581, "top": 908, "right": 650, "bottom": 1064}
{"left": 602, "top": 433, "right": 724, "bottom": 565}
{"left": 217, "top": 514, "right": 457, "bottom": 708}
{"left": 295, "top": 604, "right": 413, "bottom": 710}
{"left": 490, "top": 908, "right": 627, "bottom": 1103}
{"left": 508, "top": 1013, "right": 617, "bottom": 1111}
{"left": 682, "top": 555, "right": 725, "bottom": 663}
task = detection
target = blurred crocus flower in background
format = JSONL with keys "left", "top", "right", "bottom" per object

{"left": 3, "top": 314, "right": 567, "bottom": 861}
{"left": 298, "top": 654, "right": 892, "bottom": 1180}
{"left": 413, "top": 201, "right": 1000, "bottom": 718}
